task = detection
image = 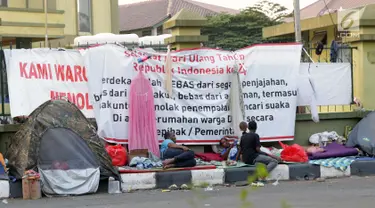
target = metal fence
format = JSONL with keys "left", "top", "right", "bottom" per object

{"left": 0, "top": 41, "right": 356, "bottom": 117}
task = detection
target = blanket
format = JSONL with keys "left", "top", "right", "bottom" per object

{"left": 195, "top": 153, "right": 223, "bottom": 162}
{"left": 129, "top": 156, "right": 163, "bottom": 169}
{"left": 308, "top": 142, "right": 358, "bottom": 160}
{"left": 309, "top": 157, "right": 355, "bottom": 171}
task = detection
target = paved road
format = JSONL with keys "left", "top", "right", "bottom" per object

{"left": 3, "top": 176, "right": 375, "bottom": 208}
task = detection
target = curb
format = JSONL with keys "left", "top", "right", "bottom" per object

{"left": 119, "top": 160, "right": 375, "bottom": 191}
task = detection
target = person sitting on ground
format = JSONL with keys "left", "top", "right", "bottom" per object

{"left": 237, "top": 121, "right": 281, "bottom": 186}
{"left": 219, "top": 136, "right": 239, "bottom": 160}
{"left": 160, "top": 131, "right": 196, "bottom": 169}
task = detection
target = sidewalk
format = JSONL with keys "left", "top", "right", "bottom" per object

{"left": 120, "top": 160, "right": 375, "bottom": 191}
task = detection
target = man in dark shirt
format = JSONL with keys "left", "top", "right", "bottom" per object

{"left": 236, "top": 121, "right": 248, "bottom": 161}
{"left": 238, "top": 121, "right": 280, "bottom": 185}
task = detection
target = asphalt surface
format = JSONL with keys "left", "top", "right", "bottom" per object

{"left": 2, "top": 176, "right": 375, "bottom": 208}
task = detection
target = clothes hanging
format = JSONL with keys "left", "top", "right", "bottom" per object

{"left": 330, "top": 40, "right": 339, "bottom": 62}
{"left": 227, "top": 60, "right": 245, "bottom": 139}
{"left": 315, "top": 42, "right": 324, "bottom": 56}
{"left": 306, "top": 63, "right": 319, "bottom": 123}
{"left": 128, "top": 70, "right": 160, "bottom": 157}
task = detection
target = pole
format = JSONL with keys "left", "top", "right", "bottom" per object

{"left": 293, "top": 0, "right": 302, "bottom": 42}
{"left": 44, "top": 0, "right": 48, "bottom": 47}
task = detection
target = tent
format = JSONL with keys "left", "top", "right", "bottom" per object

{"left": 6, "top": 100, "right": 120, "bottom": 195}
{"left": 346, "top": 111, "right": 375, "bottom": 156}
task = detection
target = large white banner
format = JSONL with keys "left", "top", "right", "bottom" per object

{"left": 5, "top": 49, "right": 94, "bottom": 118}
{"left": 84, "top": 44, "right": 302, "bottom": 144}
{"left": 239, "top": 44, "right": 301, "bottom": 142}
{"left": 4, "top": 46, "right": 352, "bottom": 145}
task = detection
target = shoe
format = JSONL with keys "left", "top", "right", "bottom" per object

{"left": 180, "top": 184, "right": 189, "bottom": 189}
{"left": 168, "top": 184, "right": 178, "bottom": 190}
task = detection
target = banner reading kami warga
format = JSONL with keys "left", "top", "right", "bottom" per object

{"left": 5, "top": 49, "right": 94, "bottom": 118}
{"left": 84, "top": 43, "right": 302, "bottom": 144}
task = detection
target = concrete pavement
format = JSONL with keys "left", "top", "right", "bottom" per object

{"left": 3, "top": 176, "right": 375, "bottom": 208}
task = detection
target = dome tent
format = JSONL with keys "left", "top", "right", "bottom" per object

{"left": 6, "top": 100, "right": 120, "bottom": 195}
{"left": 346, "top": 111, "right": 375, "bottom": 156}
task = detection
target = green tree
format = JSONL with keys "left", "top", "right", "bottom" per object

{"left": 201, "top": 0, "right": 293, "bottom": 50}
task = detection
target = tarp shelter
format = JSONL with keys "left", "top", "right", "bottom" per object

{"left": 346, "top": 111, "right": 375, "bottom": 156}
{"left": 6, "top": 100, "right": 120, "bottom": 195}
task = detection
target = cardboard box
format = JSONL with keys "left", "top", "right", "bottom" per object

{"left": 29, "top": 179, "right": 41, "bottom": 200}
{"left": 22, "top": 178, "right": 30, "bottom": 200}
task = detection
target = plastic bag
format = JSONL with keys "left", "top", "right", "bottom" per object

{"left": 105, "top": 144, "right": 128, "bottom": 166}
{"left": 279, "top": 141, "right": 308, "bottom": 163}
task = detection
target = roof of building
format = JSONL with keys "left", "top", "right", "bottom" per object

{"left": 119, "top": 0, "right": 239, "bottom": 32}
{"left": 299, "top": 0, "right": 375, "bottom": 20}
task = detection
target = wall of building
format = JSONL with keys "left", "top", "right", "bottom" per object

{"left": 0, "top": 0, "right": 64, "bottom": 46}
{"left": 56, "top": 0, "right": 77, "bottom": 37}
{"left": 8, "top": 0, "right": 56, "bottom": 10}
{"left": 33, "top": 0, "right": 119, "bottom": 47}
{"left": 8, "top": 0, "right": 26, "bottom": 8}
{"left": 351, "top": 41, "right": 375, "bottom": 110}
{"left": 28, "top": 0, "right": 44, "bottom": 9}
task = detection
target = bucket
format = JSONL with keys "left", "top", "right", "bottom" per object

{"left": 108, "top": 177, "right": 121, "bottom": 194}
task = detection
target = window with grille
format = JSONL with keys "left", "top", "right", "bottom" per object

{"left": 0, "top": 0, "right": 8, "bottom": 7}
{"left": 77, "top": 0, "right": 92, "bottom": 33}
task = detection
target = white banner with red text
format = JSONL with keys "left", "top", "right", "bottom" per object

{"left": 83, "top": 44, "right": 302, "bottom": 144}
{"left": 4, "top": 49, "right": 94, "bottom": 118}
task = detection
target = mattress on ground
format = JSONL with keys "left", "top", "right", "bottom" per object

{"left": 119, "top": 165, "right": 217, "bottom": 173}
{"left": 309, "top": 142, "right": 358, "bottom": 160}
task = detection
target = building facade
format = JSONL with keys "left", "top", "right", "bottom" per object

{"left": 262, "top": 1, "right": 375, "bottom": 112}
{"left": 0, "top": 0, "right": 119, "bottom": 48}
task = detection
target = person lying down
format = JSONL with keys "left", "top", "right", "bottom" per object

{"left": 219, "top": 136, "right": 239, "bottom": 160}
{"left": 218, "top": 122, "right": 249, "bottom": 161}
{"left": 160, "top": 131, "right": 196, "bottom": 169}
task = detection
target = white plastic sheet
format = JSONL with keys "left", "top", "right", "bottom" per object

{"left": 298, "top": 63, "right": 352, "bottom": 106}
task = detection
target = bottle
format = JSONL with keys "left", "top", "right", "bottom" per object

{"left": 108, "top": 177, "right": 121, "bottom": 194}
{"left": 228, "top": 140, "right": 238, "bottom": 161}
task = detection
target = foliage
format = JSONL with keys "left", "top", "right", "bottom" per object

{"left": 201, "top": 0, "right": 293, "bottom": 50}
